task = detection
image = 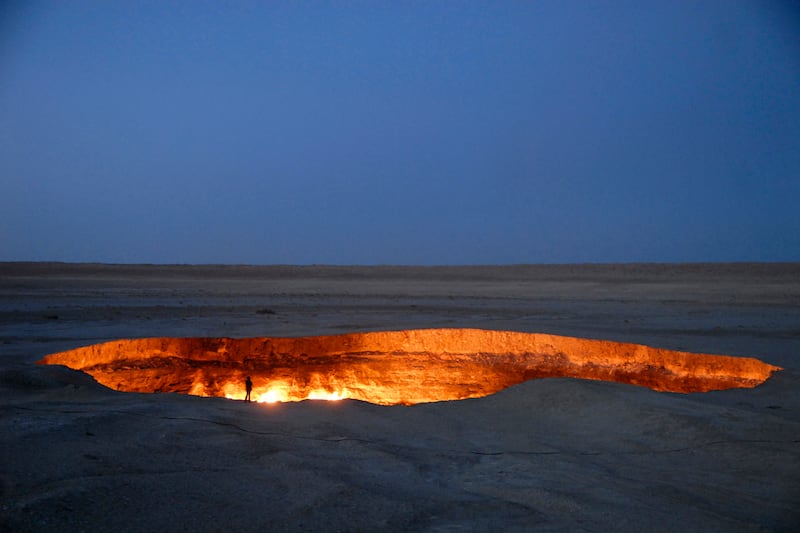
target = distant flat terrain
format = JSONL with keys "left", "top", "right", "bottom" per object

{"left": 1, "top": 263, "right": 799, "bottom": 531}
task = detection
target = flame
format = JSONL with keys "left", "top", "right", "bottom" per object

{"left": 37, "top": 329, "right": 782, "bottom": 405}
{"left": 256, "top": 387, "right": 287, "bottom": 403}
{"left": 222, "top": 382, "right": 348, "bottom": 403}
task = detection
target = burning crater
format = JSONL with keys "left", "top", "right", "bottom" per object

{"left": 38, "top": 329, "right": 780, "bottom": 405}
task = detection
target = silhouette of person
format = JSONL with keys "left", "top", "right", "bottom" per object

{"left": 245, "top": 376, "right": 253, "bottom": 402}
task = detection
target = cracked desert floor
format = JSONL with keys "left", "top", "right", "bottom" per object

{"left": 1, "top": 263, "right": 799, "bottom": 531}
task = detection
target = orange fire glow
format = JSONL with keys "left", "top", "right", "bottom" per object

{"left": 37, "top": 329, "right": 781, "bottom": 405}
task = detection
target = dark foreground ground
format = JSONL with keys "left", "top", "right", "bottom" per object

{"left": 1, "top": 263, "right": 799, "bottom": 531}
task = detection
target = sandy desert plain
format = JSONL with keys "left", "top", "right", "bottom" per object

{"left": 1, "top": 262, "right": 799, "bottom": 532}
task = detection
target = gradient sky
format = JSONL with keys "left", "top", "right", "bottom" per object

{"left": 2, "top": 1, "right": 799, "bottom": 265}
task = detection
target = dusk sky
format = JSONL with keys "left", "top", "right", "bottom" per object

{"left": 2, "top": 1, "right": 799, "bottom": 265}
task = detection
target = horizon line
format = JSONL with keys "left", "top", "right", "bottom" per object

{"left": 3, "top": 260, "right": 799, "bottom": 268}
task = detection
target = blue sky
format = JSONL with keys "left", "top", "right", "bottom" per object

{"left": 2, "top": 1, "right": 799, "bottom": 264}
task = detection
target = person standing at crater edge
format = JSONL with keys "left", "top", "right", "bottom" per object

{"left": 244, "top": 376, "right": 253, "bottom": 402}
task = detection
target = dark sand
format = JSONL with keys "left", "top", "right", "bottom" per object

{"left": 1, "top": 263, "right": 799, "bottom": 531}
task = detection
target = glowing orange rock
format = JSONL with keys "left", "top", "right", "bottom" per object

{"left": 37, "top": 328, "right": 781, "bottom": 405}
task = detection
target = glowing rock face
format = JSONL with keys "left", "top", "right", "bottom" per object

{"left": 38, "top": 329, "right": 781, "bottom": 405}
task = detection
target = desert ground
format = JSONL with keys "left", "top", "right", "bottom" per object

{"left": 1, "top": 262, "right": 799, "bottom": 532}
